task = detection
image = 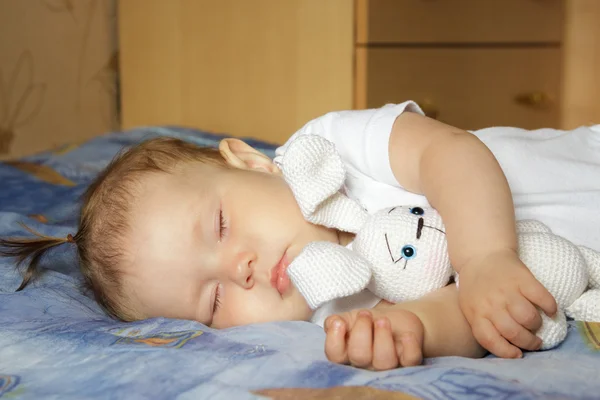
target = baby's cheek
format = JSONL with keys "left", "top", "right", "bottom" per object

{"left": 212, "top": 303, "right": 258, "bottom": 329}
{"left": 289, "top": 287, "right": 313, "bottom": 321}
{"left": 212, "top": 281, "right": 315, "bottom": 328}
{"left": 215, "top": 288, "right": 289, "bottom": 326}
{"left": 216, "top": 294, "right": 260, "bottom": 327}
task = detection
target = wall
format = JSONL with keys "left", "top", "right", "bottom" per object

{"left": 0, "top": 0, "right": 118, "bottom": 158}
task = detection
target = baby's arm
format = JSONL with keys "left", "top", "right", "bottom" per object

{"left": 389, "top": 112, "right": 516, "bottom": 269}
{"left": 387, "top": 112, "right": 556, "bottom": 357}
{"left": 376, "top": 284, "right": 485, "bottom": 359}
{"left": 324, "top": 284, "right": 485, "bottom": 370}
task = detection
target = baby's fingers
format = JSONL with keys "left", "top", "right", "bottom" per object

{"left": 493, "top": 309, "right": 541, "bottom": 351}
{"left": 521, "top": 280, "right": 557, "bottom": 317}
{"left": 507, "top": 295, "right": 543, "bottom": 332}
{"left": 372, "top": 318, "right": 399, "bottom": 371}
{"left": 347, "top": 311, "right": 374, "bottom": 368}
{"left": 324, "top": 317, "right": 349, "bottom": 364}
{"left": 473, "top": 318, "right": 522, "bottom": 359}
{"left": 398, "top": 333, "right": 423, "bottom": 367}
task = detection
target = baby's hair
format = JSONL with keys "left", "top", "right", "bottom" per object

{"left": 0, "top": 137, "right": 227, "bottom": 321}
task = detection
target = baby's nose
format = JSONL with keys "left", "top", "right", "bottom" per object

{"left": 231, "top": 251, "right": 255, "bottom": 288}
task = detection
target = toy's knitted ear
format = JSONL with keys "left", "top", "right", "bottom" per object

{"left": 287, "top": 241, "right": 373, "bottom": 309}
{"left": 281, "top": 135, "right": 367, "bottom": 232}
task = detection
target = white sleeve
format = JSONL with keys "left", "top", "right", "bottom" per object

{"left": 274, "top": 101, "right": 424, "bottom": 187}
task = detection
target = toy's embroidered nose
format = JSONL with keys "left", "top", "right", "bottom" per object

{"left": 417, "top": 217, "right": 424, "bottom": 239}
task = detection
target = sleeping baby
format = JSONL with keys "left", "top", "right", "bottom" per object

{"left": 3, "top": 102, "right": 600, "bottom": 370}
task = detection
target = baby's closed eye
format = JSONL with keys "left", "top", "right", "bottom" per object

{"left": 219, "top": 210, "right": 228, "bottom": 239}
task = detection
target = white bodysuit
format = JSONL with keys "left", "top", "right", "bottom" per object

{"left": 274, "top": 101, "right": 600, "bottom": 326}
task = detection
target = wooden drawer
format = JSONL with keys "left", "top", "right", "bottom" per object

{"left": 356, "top": 48, "right": 562, "bottom": 130}
{"left": 356, "top": 0, "right": 565, "bottom": 44}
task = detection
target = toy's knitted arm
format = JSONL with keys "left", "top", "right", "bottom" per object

{"left": 286, "top": 241, "right": 373, "bottom": 310}
{"left": 566, "top": 246, "right": 600, "bottom": 322}
{"left": 566, "top": 289, "right": 600, "bottom": 322}
{"left": 516, "top": 220, "right": 552, "bottom": 234}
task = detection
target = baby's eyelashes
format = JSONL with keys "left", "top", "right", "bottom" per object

{"left": 218, "top": 209, "right": 228, "bottom": 241}
{"left": 213, "top": 283, "right": 223, "bottom": 313}
{"left": 207, "top": 282, "right": 223, "bottom": 324}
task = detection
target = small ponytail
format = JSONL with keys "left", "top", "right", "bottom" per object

{"left": 0, "top": 223, "right": 76, "bottom": 291}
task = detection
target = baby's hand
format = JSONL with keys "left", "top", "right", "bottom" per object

{"left": 458, "top": 249, "right": 558, "bottom": 358}
{"left": 324, "top": 307, "right": 424, "bottom": 370}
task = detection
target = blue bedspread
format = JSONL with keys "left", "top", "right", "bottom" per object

{"left": 1, "top": 127, "right": 599, "bottom": 400}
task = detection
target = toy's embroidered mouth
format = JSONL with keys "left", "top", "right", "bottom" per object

{"left": 384, "top": 233, "right": 408, "bottom": 269}
{"left": 423, "top": 225, "right": 445, "bottom": 235}
{"left": 383, "top": 219, "right": 446, "bottom": 267}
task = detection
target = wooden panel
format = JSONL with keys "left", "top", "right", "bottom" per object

{"left": 118, "top": 0, "right": 354, "bottom": 145}
{"left": 356, "top": 0, "right": 565, "bottom": 44}
{"left": 354, "top": 47, "right": 369, "bottom": 110}
{"left": 0, "top": 0, "right": 117, "bottom": 159}
{"left": 561, "top": 0, "right": 600, "bottom": 128}
{"left": 118, "top": 0, "right": 183, "bottom": 126}
{"left": 359, "top": 48, "right": 562, "bottom": 130}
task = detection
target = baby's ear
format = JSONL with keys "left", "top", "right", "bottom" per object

{"left": 218, "top": 138, "right": 280, "bottom": 174}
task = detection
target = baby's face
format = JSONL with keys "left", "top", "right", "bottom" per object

{"left": 123, "top": 142, "right": 343, "bottom": 328}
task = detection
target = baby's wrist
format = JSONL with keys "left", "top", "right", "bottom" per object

{"left": 456, "top": 247, "right": 519, "bottom": 274}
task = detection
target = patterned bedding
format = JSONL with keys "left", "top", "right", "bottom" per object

{"left": 1, "top": 127, "right": 599, "bottom": 400}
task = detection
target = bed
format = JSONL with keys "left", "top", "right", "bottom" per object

{"left": 1, "top": 127, "right": 599, "bottom": 400}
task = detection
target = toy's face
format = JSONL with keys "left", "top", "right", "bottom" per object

{"left": 353, "top": 206, "right": 453, "bottom": 302}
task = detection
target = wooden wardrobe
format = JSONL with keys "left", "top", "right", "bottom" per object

{"left": 118, "top": 0, "right": 600, "bottom": 145}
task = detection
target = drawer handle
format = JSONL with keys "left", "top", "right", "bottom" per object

{"left": 416, "top": 99, "right": 439, "bottom": 119}
{"left": 514, "top": 92, "right": 552, "bottom": 109}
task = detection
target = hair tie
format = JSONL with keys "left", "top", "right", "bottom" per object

{"left": 66, "top": 234, "right": 75, "bottom": 244}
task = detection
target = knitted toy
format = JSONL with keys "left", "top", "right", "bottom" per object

{"left": 280, "top": 134, "right": 600, "bottom": 350}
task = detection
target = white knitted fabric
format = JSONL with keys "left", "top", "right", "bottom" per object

{"left": 515, "top": 221, "right": 590, "bottom": 349}
{"left": 286, "top": 242, "right": 372, "bottom": 310}
{"left": 280, "top": 134, "right": 600, "bottom": 350}
{"left": 280, "top": 134, "right": 367, "bottom": 233}
{"left": 353, "top": 206, "right": 453, "bottom": 302}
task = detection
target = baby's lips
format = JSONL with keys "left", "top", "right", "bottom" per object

{"left": 276, "top": 271, "right": 291, "bottom": 296}
{"left": 271, "top": 250, "right": 291, "bottom": 296}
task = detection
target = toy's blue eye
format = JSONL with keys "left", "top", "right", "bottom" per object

{"left": 410, "top": 207, "right": 424, "bottom": 215}
{"left": 401, "top": 245, "right": 416, "bottom": 259}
